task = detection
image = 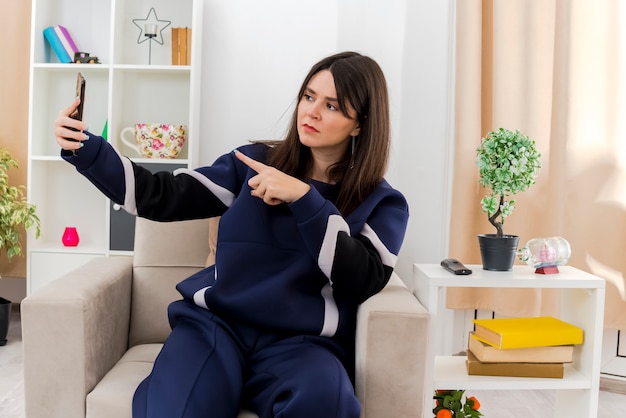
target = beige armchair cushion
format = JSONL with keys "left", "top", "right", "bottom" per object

{"left": 129, "top": 218, "right": 211, "bottom": 346}
{"left": 86, "top": 344, "right": 162, "bottom": 418}
{"left": 205, "top": 216, "right": 220, "bottom": 267}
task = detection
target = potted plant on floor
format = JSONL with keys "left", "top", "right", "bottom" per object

{"left": 476, "top": 128, "right": 541, "bottom": 271}
{"left": 0, "top": 147, "right": 40, "bottom": 345}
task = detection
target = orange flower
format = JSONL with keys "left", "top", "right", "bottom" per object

{"left": 436, "top": 409, "right": 452, "bottom": 418}
{"left": 467, "top": 396, "right": 481, "bottom": 410}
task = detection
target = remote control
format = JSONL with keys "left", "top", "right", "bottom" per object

{"left": 440, "top": 258, "right": 472, "bottom": 275}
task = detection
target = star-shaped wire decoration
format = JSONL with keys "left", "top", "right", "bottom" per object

{"left": 132, "top": 7, "right": 171, "bottom": 45}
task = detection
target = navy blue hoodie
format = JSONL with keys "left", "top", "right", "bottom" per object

{"left": 62, "top": 135, "right": 409, "bottom": 347}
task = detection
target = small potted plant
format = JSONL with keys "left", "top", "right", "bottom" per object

{"left": 476, "top": 128, "right": 541, "bottom": 271}
{"left": 433, "top": 389, "right": 482, "bottom": 417}
{"left": 0, "top": 147, "right": 40, "bottom": 345}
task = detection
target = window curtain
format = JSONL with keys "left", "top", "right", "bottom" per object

{"left": 0, "top": 0, "right": 31, "bottom": 277}
{"left": 447, "top": 0, "right": 626, "bottom": 329}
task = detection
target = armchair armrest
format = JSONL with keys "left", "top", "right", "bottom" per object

{"left": 355, "top": 273, "right": 431, "bottom": 418}
{"left": 22, "top": 256, "right": 133, "bottom": 418}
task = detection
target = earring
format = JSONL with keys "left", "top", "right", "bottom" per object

{"left": 349, "top": 136, "right": 356, "bottom": 170}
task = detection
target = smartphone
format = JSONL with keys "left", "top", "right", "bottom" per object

{"left": 70, "top": 72, "right": 86, "bottom": 122}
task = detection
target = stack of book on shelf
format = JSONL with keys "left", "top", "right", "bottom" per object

{"left": 466, "top": 316, "right": 584, "bottom": 378}
{"left": 43, "top": 25, "right": 79, "bottom": 63}
{"left": 171, "top": 27, "right": 192, "bottom": 65}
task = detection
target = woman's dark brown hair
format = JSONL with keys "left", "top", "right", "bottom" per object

{"left": 267, "top": 51, "right": 391, "bottom": 215}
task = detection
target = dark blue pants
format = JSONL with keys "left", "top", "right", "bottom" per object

{"left": 132, "top": 300, "right": 360, "bottom": 418}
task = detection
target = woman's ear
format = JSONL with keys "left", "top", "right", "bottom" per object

{"left": 350, "top": 124, "right": 361, "bottom": 137}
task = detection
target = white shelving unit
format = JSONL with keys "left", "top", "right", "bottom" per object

{"left": 26, "top": 0, "right": 203, "bottom": 293}
{"left": 413, "top": 264, "right": 606, "bottom": 417}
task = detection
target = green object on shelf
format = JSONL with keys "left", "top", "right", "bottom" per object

{"left": 101, "top": 119, "right": 108, "bottom": 140}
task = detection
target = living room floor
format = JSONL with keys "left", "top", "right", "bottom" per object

{"left": 2, "top": 310, "right": 626, "bottom": 417}
{"left": 0, "top": 309, "right": 24, "bottom": 418}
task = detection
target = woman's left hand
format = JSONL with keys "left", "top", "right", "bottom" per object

{"left": 235, "top": 150, "right": 310, "bottom": 205}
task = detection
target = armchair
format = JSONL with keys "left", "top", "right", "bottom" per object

{"left": 22, "top": 217, "right": 430, "bottom": 418}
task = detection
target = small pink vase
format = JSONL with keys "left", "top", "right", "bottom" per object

{"left": 62, "top": 227, "right": 80, "bottom": 247}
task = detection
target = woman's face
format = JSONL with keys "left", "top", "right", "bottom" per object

{"left": 297, "top": 70, "right": 361, "bottom": 156}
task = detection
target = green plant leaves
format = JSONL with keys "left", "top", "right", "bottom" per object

{"left": 476, "top": 128, "right": 541, "bottom": 236}
{"left": 0, "top": 148, "right": 41, "bottom": 261}
{"left": 433, "top": 390, "right": 483, "bottom": 417}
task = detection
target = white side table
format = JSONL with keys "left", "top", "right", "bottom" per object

{"left": 413, "top": 264, "right": 605, "bottom": 417}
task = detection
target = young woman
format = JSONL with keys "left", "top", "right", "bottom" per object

{"left": 54, "top": 51, "right": 409, "bottom": 418}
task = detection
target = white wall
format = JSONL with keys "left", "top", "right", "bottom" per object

{"left": 198, "top": 0, "right": 339, "bottom": 158}
{"left": 199, "top": 0, "right": 455, "bottom": 282}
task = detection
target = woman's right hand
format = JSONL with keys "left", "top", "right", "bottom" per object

{"left": 54, "top": 98, "right": 89, "bottom": 152}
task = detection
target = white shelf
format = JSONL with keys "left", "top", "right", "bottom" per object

{"left": 413, "top": 264, "right": 606, "bottom": 417}
{"left": 415, "top": 264, "right": 604, "bottom": 289}
{"left": 112, "top": 64, "right": 192, "bottom": 72}
{"left": 33, "top": 63, "right": 111, "bottom": 71}
{"left": 32, "top": 64, "right": 192, "bottom": 73}
{"left": 27, "top": 0, "right": 203, "bottom": 293}
{"left": 434, "top": 356, "right": 590, "bottom": 390}
{"left": 29, "top": 246, "right": 106, "bottom": 255}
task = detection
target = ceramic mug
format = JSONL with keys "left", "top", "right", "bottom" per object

{"left": 120, "top": 123, "right": 186, "bottom": 159}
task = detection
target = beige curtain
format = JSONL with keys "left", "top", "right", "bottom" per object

{"left": 0, "top": 0, "right": 31, "bottom": 277}
{"left": 448, "top": 0, "right": 626, "bottom": 329}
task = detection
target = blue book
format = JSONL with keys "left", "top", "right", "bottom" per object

{"left": 43, "top": 26, "right": 71, "bottom": 63}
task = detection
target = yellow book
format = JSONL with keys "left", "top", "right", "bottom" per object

{"left": 472, "top": 316, "right": 583, "bottom": 349}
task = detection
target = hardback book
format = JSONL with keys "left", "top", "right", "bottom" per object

{"left": 179, "top": 27, "right": 188, "bottom": 65}
{"left": 472, "top": 316, "right": 583, "bottom": 349}
{"left": 466, "top": 351, "right": 564, "bottom": 378}
{"left": 43, "top": 26, "right": 71, "bottom": 63}
{"left": 468, "top": 332, "right": 574, "bottom": 363}
{"left": 171, "top": 28, "right": 179, "bottom": 65}
{"left": 171, "top": 27, "right": 191, "bottom": 65}
{"left": 186, "top": 27, "right": 192, "bottom": 65}
{"left": 54, "top": 25, "right": 79, "bottom": 60}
